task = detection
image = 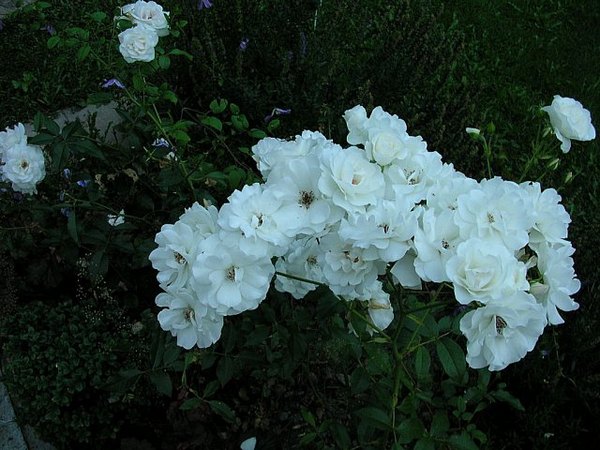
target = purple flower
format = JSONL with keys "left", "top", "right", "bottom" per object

{"left": 62, "top": 168, "right": 71, "bottom": 179}
{"left": 239, "top": 37, "right": 250, "bottom": 51}
{"left": 76, "top": 180, "right": 91, "bottom": 188}
{"left": 152, "top": 137, "right": 171, "bottom": 148}
{"left": 264, "top": 107, "right": 292, "bottom": 123}
{"left": 41, "top": 24, "right": 56, "bottom": 35}
{"left": 61, "top": 207, "right": 71, "bottom": 218}
{"left": 101, "top": 78, "right": 126, "bottom": 89}
{"left": 197, "top": 0, "right": 213, "bottom": 10}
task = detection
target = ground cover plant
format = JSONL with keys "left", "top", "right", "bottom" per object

{"left": 0, "top": 1, "right": 598, "bottom": 449}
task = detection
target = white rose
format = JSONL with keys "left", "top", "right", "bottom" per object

{"left": 118, "top": 24, "right": 159, "bottom": 63}
{"left": 542, "top": 95, "right": 596, "bottom": 153}
{"left": 459, "top": 292, "right": 547, "bottom": 371}
{"left": 122, "top": 0, "right": 170, "bottom": 36}
{"left": 343, "top": 105, "right": 369, "bottom": 146}
{"left": 1, "top": 143, "right": 45, "bottom": 194}
{"left": 446, "top": 238, "right": 528, "bottom": 304}
{"left": 318, "top": 145, "right": 385, "bottom": 213}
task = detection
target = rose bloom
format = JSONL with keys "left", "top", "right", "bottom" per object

{"left": 1, "top": 143, "right": 45, "bottom": 194}
{"left": 0, "top": 123, "right": 27, "bottom": 159}
{"left": 542, "top": 95, "right": 596, "bottom": 153}
{"left": 121, "top": 0, "right": 169, "bottom": 36}
{"left": 460, "top": 291, "right": 547, "bottom": 371}
{"left": 118, "top": 24, "right": 159, "bottom": 63}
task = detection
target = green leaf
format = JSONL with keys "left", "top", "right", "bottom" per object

{"left": 299, "top": 432, "right": 317, "bottom": 446}
{"left": 180, "top": 397, "right": 202, "bottom": 411}
{"left": 415, "top": 439, "right": 436, "bottom": 450}
{"left": 170, "top": 130, "right": 190, "bottom": 146}
{"left": 216, "top": 356, "right": 234, "bottom": 387}
{"left": 28, "top": 133, "right": 55, "bottom": 146}
{"left": 202, "top": 380, "right": 220, "bottom": 399}
{"left": 89, "top": 11, "right": 107, "bottom": 22}
{"left": 67, "top": 211, "right": 79, "bottom": 245}
{"left": 162, "top": 343, "right": 181, "bottom": 366}
{"left": 158, "top": 55, "right": 171, "bottom": 70}
{"left": 330, "top": 422, "right": 351, "bottom": 449}
{"left": 430, "top": 411, "right": 449, "bottom": 437}
{"left": 51, "top": 142, "right": 70, "bottom": 172}
{"left": 163, "top": 90, "right": 178, "bottom": 104}
{"left": 87, "top": 92, "right": 113, "bottom": 105}
{"left": 148, "top": 370, "right": 172, "bottom": 397}
{"left": 168, "top": 48, "right": 193, "bottom": 60}
{"left": 267, "top": 119, "right": 280, "bottom": 133}
{"left": 119, "top": 368, "right": 143, "bottom": 379}
{"left": 47, "top": 36, "right": 61, "bottom": 49}
{"left": 435, "top": 337, "right": 466, "bottom": 380}
{"left": 208, "top": 400, "right": 235, "bottom": 423}
{"left": 77, "top": 44, "right": 91, "bottom": 62}
{"left": 231, "top": 114, "right": 249, "bottom": 131}
{"left": 396, "top": 417, "right": 426, "bottom": 444}
{"left": 248, "top": 128, "right": 267, "bottom": 139}
{"left": 201, "top": 116, "right": 223, "bottom": 131}
{"left": 74, "top": 140, "right": 106, "bottom": 160}
{"left": 448, "top": 432, "right": 479, "bottom": 450}
{"left": 355, "top": 407, "right": 391, "bottom": 431}
{"left": 414, "top": 346, "right": 431, "bottom": 380}
{"left": 229, "top": 103, "right": 240, "bottom": 115}
{"left": 301, "top": 409, "right": 316, "bottom": 427}
{"left": 492, "top": 389, "right": 525, "bottom": 411}
{"left": 350, "top": 366, "right": 370, "bottom": 394}
{"left": 209, "top": 99, "right": 228, "bottom": 114}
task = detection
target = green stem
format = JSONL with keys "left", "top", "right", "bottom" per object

{"left": 274, "top": 271, "right": 326, "bottom": 287}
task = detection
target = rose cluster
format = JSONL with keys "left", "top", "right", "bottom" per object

{"left": 151, "top": 105, "right": 583, "bottom": 371}
{"left": 0, "top": 123, "right": 46, "bottom": 195}
{"left": 117, "top": 0, "right": 169, "bottom": 63}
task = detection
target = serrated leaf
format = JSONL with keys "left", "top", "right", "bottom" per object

{"left": 148, "top": 370, "right": 172, "bottom": 397}
{"left": 208, "top": 400, "right": 235, "bottom": 423}
{"left": 180, "top": 397, "right": 202, "bottom": 411}
{"left": 74, "top": 140, "right": 106, "bottom": 160}
{"left": 436, "top": 337, "right": 466, "bottom": 380}
{"left": 202, "top": 380, "right": 220, "bottom": 399}
{"left": 28, "top": 133, "right": 55, "bottom": 146}
{"left": 51, "top": 142, "right": 70, "bottom": 172}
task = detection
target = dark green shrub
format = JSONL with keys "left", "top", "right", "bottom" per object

{"left": 179, "top": 0, "right": 483, "bottom": 176}
{"left": 0, "top": 292, "right": 153, "bottom": 449}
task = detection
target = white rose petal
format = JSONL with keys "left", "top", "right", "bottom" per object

{"left": 118, "top": 24, "right": 159, "bottom": 63}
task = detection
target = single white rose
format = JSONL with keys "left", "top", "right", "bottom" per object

{"left": 446, "top": 238, "right": 528, "bottom": 304}
{"left": 460, "top": 291, "right": 547, "bottom": 371}
{"left": 542, "top": 95, "right": 596, "bottom": 153}
{"left": 1, "top": 143, "right": 45, "bottom": 194}
{"left": 122, "top": 0, "right": 170, "bottom": 36}
{"left": 118, "top": 24, "right": 159, "bottom": 63}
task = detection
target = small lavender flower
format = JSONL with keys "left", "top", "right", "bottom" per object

{"left": 264, "top": 107, "right": 292, "bottom": 123}
{"left": 76, "top": 180, "right": 91, "bottom": 188}
{"left": 41, "top": 24, "right": 56, "bottom": 35}
{"left": 152, "top": 137, "right": 171, "bottom": 148}
{"left": 62, "top": 168, "right": 71, "bottom": 179}
{"left": 197, "top": 0, "right": 213, "bottom": 10}
{"left": 239, "top": 37, "right": 250, "bottom": 51}
{"left": 300, "top": 32, "right": 307, "bottom": 56}
{"left": 101, "top": 78, "right": 126, "bottom": 89}
{"left": 61, "top": 207, "right": 71, "bottom": 218}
